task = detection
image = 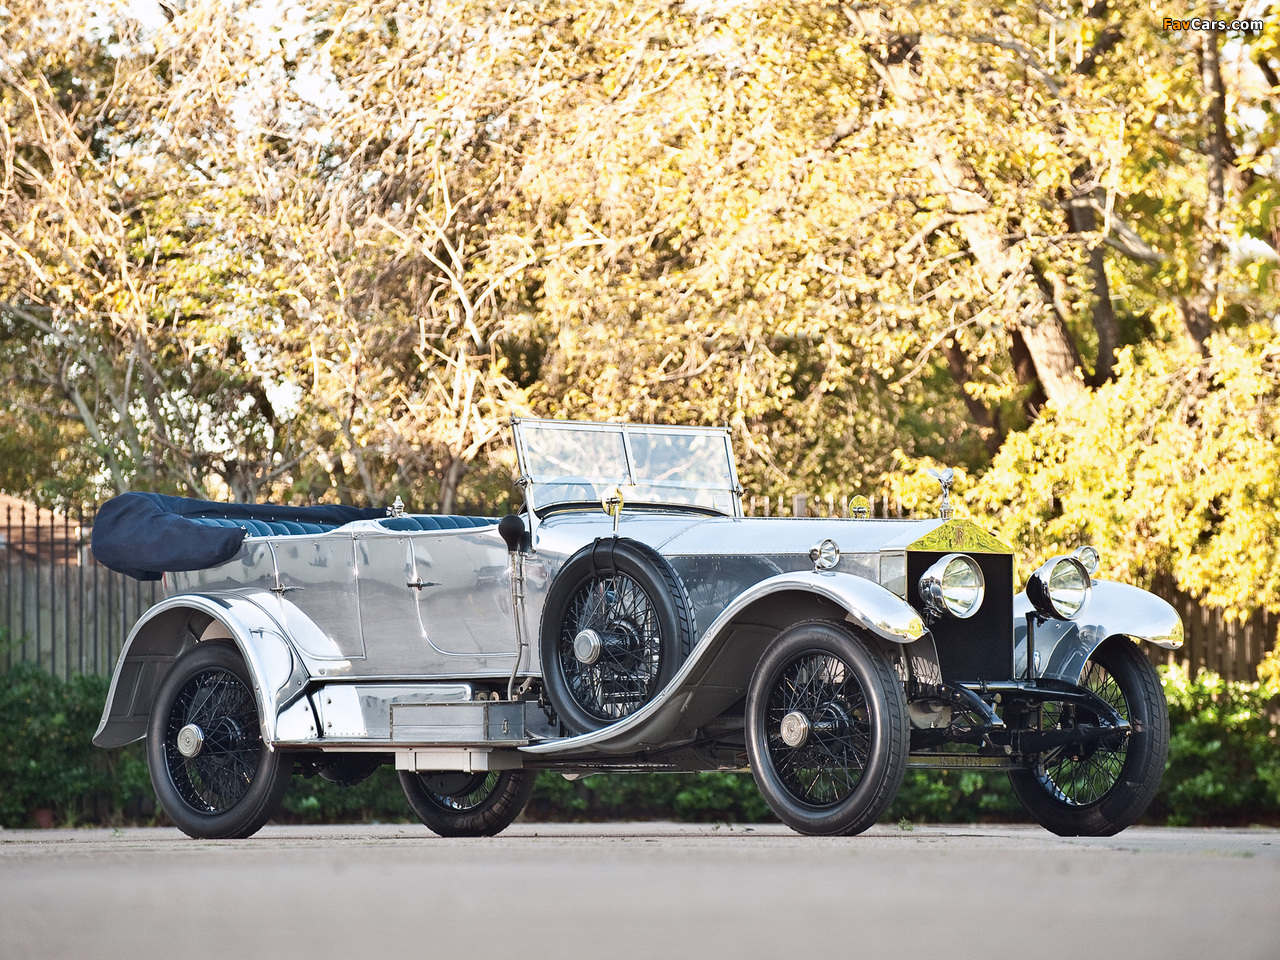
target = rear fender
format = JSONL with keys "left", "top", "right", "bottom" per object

{"left": 92, "top": 592, "right": 310, "bottom": 748}
{"left": 1015, "top": 580, "right": 1183, "bottom": 683}
{"left": 523, "top": 571, "right": 926, "bottom": 758}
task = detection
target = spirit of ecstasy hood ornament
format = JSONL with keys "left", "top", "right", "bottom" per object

{"left": 927, "top": 467, "right": 955, "bottom": 520}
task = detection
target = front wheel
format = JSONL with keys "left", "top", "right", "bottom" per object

{"left": 399, "top": 769, "right": 536, "bottom": 837}
{"left": 146, "top": 641, "right": 292, "bottom": 839}
{"left": 1008, "top": 636, "right": 1169, "bottom": 837}
{"left": 745, "top": 621, "right": 909, "bottom": 836}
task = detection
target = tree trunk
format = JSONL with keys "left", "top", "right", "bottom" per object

{"left": 1181, "top": 30, "right": 1227, "bottom": 351}
{"left": 1068, "top": 9, "right": 1123, "bottom": 384}
{"left": 861, "top": 15, "right": 1088, "bottom": 409}
{"left": 916, "top": 127, "right": 1085, "bottom": 408}
{"left": 1065, "top": 187, "right": 1121, "bottom": 385}
{"left": 944, "top": 340, "right": 1003, "bottom": 455}
{"left": 438, "top": 455, "right": 466, "bottom": 514}
{"left": 1009, "top": 330, "right": 1049, "bottom": 418}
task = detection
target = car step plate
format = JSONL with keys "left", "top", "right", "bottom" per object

{"left": 390, "top": 701, "right": 528, "bottom": 745}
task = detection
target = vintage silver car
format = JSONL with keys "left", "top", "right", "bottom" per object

{"left": 92, "top": 418, "right": 1183, "bottom": 839}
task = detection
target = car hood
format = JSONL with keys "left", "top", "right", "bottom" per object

{"left": 535, "top": 511, "right": 1011, "bottom": 560}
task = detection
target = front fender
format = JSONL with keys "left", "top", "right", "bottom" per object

{"left": 523, "top": 571, "right": 925, "bottom": 758}
{"left": 92, "top": 591, "right": 310, "bottom": 748}
{"left": 1015, "top": 580, "right": 1184, "bottom": 683}
{"left": 737, "top": 571, "right": 928, "bottom": 646}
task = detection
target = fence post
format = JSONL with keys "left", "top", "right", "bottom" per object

{"left": 77, "top": 506, "right": 85, "bottom": 676}
{"left": 3, "top": 503, "right": 10, "bottom": 671}
{"left": 93, "top": 523, "right": 102, "bottom": 675}
{"left": 63, "top": 508, "right": 71, "bottom": 679}
{"left": 19, "top": 501, "right": 28, "bottom": 664}
{"left": 792, "top": 494, "right": 807, "bottom": 518}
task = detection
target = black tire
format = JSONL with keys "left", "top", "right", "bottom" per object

{"left": 1008, "top": 636, "right": 1169, "bottom": 837}
{"left": 745, "top": 621, "right": 909, "bottom": 836}
{"left": 146, "top": 641, "right": 292, "bottom": 839}
{"left": 539, "top": 538, "right": 695, "bottom": 735}
{"left": 399, "top": 770, "right": 536, "bottom": 837}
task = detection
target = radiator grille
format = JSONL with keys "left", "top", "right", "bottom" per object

{"left": 906, "top": 551, "right": 1015, "bottom": 683}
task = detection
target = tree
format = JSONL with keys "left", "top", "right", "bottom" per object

{"left": 1, "top": 0, "right": 1277, "bottom": 641}
{"left": 0, "top": 3, "right": 309, "bottom": 502}
{"left": 975, "top": 336, "right": 1280, "bottom": 618}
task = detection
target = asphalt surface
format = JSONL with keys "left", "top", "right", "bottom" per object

{"left": 2, "top": 822, "right": 1278, "bottom": 960}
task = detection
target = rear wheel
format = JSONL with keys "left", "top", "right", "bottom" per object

{"left": 399, "top": 769, "right": 536, "bottom": 837}
{"left": 745, "top": 621, "right": 909, "bottom": 836}
{"left": 1009, "top": 636, "right": 1169, "bottom": 836}
{"left": 146, "top": 641, "right": 292, "bottom": 839}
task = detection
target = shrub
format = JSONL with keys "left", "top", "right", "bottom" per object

{"left": 1147, "top": 665, "right": 1280, "bottom": 826}
{"left": 5, "top": 661, "right": 1280, "bottom": 828}
{"left": 279, "top": 768, "right": 411, "bottom": 824}
{"left": 887, "top": 770, "right": 1023, "bottom": 825}
{"left": 0, "top": 663, "right": 155, "bottom": 827}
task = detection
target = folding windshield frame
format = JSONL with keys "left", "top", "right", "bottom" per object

{"left": 510, "top": 418, "right": 744, "bottom": 524}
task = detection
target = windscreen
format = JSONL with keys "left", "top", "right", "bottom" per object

{"left": 513, "top": 419, "right": 741, "bottom": 515}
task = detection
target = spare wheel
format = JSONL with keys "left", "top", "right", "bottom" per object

{"left": 539, "top": 538, "right": 696, "bottom": 735}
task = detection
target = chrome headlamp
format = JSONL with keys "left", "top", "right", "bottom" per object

{"left": 1071, "top": 545, "right": 1100, "bottom": 576}
{"left": 918, "top": 553, "right": 985, "bottom": 620}
{"left": 1026, "top": 555, "right": 1092, "bottom": 620}
{"left": 809, "top": 538, "right": 841, "bottom": 571}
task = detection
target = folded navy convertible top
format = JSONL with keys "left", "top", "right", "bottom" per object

{"left": 91, "top": 492, "right": 385, "bottom": 581}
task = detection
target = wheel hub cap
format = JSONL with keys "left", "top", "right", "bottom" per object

{"left": 574, "top": 628, "right": 604, "bottom": 665}
{"left": 176, "top": 723, "right": 205, "bottom": 758}
{"left": 779, "top": 711, "right": 811, "bottom": 748}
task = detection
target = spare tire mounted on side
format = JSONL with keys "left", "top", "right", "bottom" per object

{"left": 539, "top": 538, "right": 695, "bottom": 736}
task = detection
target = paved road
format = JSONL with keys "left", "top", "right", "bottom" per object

{"left": 3, "top": 823, "right": 1278, "bottom": 960}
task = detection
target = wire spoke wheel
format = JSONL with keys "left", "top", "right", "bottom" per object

{"left": 164, "top": 668, "right": 261, "bottom": 813}
{"left": 1035, "top": 661, "right": 1128, "bottom": 806}
{"left": 746, "top": 621, "right": 908, "bottom": 837}
{"left": 419, "top": 772, "right": 498, "bottom": 811}
{"left": 560, "top": 573, "right": 662, "bottom": 723}
{"left": 399, "top": 769, "right": 536, "bottom": 838}
{"left": 540, "top": 539, "right": 694, "bottom": 735}
{"left": 765, "top": 653, "right": 872, "bottom": 805}
{"left": 146, "top": 641, "right": 291, "bottom": 840}
{"left": 1009, "top": 637, "right": 1169, "bottom": 837}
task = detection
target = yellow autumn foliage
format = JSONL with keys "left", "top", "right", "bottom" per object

{"left": 973, "top": 333, "right": 1280, "bottom": 617}
{"left": 1, "top": 0, "right": 1278, "bottom": 631}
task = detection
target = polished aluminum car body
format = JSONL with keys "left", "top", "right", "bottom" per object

{"left": 94, "top": 418, "right": 1183, "bottom": 839}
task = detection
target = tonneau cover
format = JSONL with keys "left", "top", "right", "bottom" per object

{"left": 91, "top": 492, "right": 384, "bottom": 580}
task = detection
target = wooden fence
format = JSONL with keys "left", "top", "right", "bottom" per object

{"left": 0, "top": 498, "right": 162, "bottom": 679}
{"left": 1147, "top": 573, "right": 1278, "bottom": 681}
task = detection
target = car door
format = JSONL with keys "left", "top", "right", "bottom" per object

{"left": 355, "top": 522, "right": 518, "bottom": 677}
{"left": 406, "top": 527, "right": 516, "bottom": 660}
